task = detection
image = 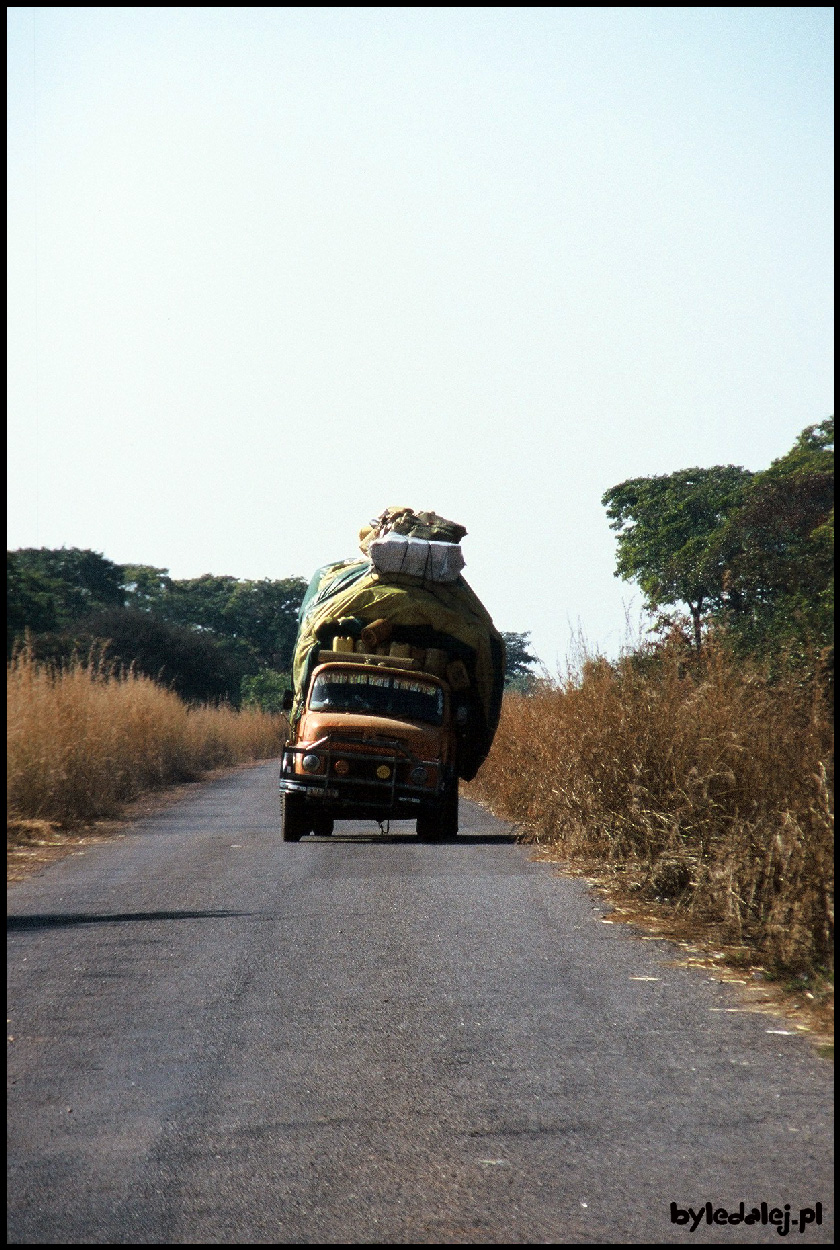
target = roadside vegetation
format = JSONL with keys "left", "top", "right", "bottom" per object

{"left": 7, "top": 647, "right": 285, "bottom": 827}
{"left": 473, "top": 419, "right": 834, "bottom": 996}
{"left": 470, "top": 638, "right": 832, "bottom": 978}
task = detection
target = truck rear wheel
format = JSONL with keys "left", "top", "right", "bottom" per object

{"left": 281, "top": 792, "right": 310, "bottom": 842}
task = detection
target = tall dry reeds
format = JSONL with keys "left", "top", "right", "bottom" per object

{"left": 7, "top": 649, "right": 284, "bottom": 824}
{"left": 471, "top": 641, "right": 834, "bottom": 976}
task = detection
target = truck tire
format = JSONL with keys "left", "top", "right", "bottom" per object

{"left": 415, "top": 811, "right": 439, "bottom": 841}
{"left": 416, "top": 782, "right": 459, "bottom": 842}
{"left": 281, "top": 792, "right": 310, "bottom": 842}
{"left": 311, "top": 811, "right": 335, "bottom": 837}
{"left": 441, "top": 780, "right": 459, "bottom": 838}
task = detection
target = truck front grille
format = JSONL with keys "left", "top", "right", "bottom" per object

{"left": 283, "top": 735, "right": 438, "bottom": 797}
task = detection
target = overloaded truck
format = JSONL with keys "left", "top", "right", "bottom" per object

{"left": 279, "top": 508, "right": 506, "bottom": 841}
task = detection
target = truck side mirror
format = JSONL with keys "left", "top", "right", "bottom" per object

{"left": 281, "top": 689, "right": 294, "bottom": 711}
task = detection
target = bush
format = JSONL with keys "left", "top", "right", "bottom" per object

{"left": 470, "top": 639, "right": 834, "bottom": 976}
{"left": 24, "top": 609, "right": 246, "bottom": 705}
{"left": 7, "top": 647, "right": 285, "bottom": 824}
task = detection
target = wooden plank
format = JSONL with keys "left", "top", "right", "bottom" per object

{"left": 315, "top": 651, "right": 419, "bottom": 670}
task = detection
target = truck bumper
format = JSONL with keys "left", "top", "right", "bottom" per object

{"left": 278, "top": 776, "right": 427, "bottom": 818}
{"left": 278, "top": 736, "right": 446, "bottom": 818}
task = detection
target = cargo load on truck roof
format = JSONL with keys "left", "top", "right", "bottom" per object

{"left": 291, "top": 508, "right": 505, "bottom": 780}
{"left": 358, "top": 506, "right": 468, "bottom": 551}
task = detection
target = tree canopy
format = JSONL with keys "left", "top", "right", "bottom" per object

{"left": 123, "top": 569, "right": 308, "bottom": 672}
{"left": 712, "top": 418, "right": 833, "bottom": 656}
{"left": 7, "top": 548, "right": 308, "bottom": 702}
{"left": 500, "top": 631, "right": 541, "bottom": 690}
{"left": 26, "top": 609, "right": 246, "bottom": 704}
{"left": 602, "top": 418, "right": 834, "bottom": 657}
{"left": 601, "top": 466, "right": 753, "bottom": 649}
{"left": 7, "top": 548, "right": 125, "bottom": 640}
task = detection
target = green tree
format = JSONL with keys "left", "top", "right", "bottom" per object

{"left": 124, "top": 572, "right": 308, "bottom": 674}
{"left": 713, "top": 418, "right": 833, "bottom": 656}
{"left": 162, "top": 574, "right": 240, "bottom": 634}
{"left": 501, "top": 631, "right": 540, "bottom": 690}
{"left": 159, "top": 574, "right": 307, "bottom": 671}
{"left": 602, "top": 466, "right": 753, "bottom": 650}
{"left": 223, "top": 578, "right": 308, "bottom": 671}
{"left": 7, "top": 547, "right": 125, "bottom": 647}
{"left": 121, "top": 564, "right": 172, "bottom": 611}
{"left": 29, "top": 608, "right": 244, "bottom": 704}
{"left": 7, "top": 554, "right": 61, "bottom": 641}
{"left": 7, "top": 547, "right": 309, "bottom": 700}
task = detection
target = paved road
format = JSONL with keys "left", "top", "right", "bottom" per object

{"left": 7, "top": 762, "right": 833, "bottom": 1244}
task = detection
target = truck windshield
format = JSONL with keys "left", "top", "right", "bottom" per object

{"left": 309, "top": 671, "right": 444, "bottom": 726}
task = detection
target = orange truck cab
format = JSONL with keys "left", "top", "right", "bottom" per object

{"left": 279, "top": 659, "right": 461, "bottom": 841}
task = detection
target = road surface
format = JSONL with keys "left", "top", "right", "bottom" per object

{"left": 7, "top": 762, "right": 833, "bottom": 1243}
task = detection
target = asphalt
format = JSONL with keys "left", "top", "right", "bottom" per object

{"left": 7, "top": 762, "right": 833, "bottom": 1244}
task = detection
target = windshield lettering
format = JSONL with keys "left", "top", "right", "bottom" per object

{"left": 309, "top": 671, "right": 444, "bottom": 725}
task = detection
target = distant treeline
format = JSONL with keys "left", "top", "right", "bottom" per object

{"left": 7, "top": 551, "right": 541, "bottom": 707}
{"left": 7, "top": 552, "right": 308, "bottom": 705}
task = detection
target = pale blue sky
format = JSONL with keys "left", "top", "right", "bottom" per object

{"left": 7, "top": 7, "right": 834, "bottom": 670}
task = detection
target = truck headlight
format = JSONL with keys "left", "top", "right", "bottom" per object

{"left": 301, "top": 753, "right": 322, "bottom": 773}
{"left": 409, "top": 765, "right": 428, "bottom": 785}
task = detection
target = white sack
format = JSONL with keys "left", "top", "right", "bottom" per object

{"left": 369, "top": 533, "right": 464, "bottom": 582}
{"left": 429, "top": 540, "right": 465, "bottom": 582}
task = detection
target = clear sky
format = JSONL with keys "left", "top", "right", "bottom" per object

{"left": 7, "top": 7, "right": 834, "bottom": 672}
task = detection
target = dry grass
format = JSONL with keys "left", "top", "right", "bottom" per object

{"left": 470, "top": 640, "right": 834, "bottom": 981}
{"left": 7, "top": 649, "right": 285, "bottom": 825}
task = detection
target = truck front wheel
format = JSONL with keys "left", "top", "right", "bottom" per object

{"left": 311, "top": 810, "right": 335, "bottom": 837}
{"left": 416, "top": 782, "right": 459, "bottom": 842}
{"left": 281, "top": 792, "right": 310, "bottom": 842}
